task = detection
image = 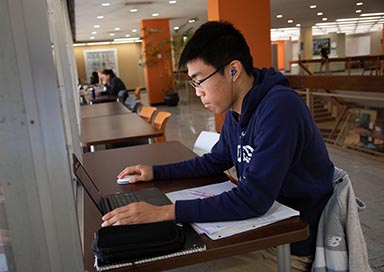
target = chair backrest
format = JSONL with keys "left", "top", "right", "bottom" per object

{"left": 134, "top": 86, "right": 143, "bottom": 100}
{"left": 117, "top": 90, "right": 128, "bottom": 103}
{"left": 152, "top": 111, "right": 172, "bottom": 143}
{"left": 138, "top": 106, "right": 157, "bottom": 123}
{"left": 193, "top": 131, "right": 220, "bottom": 156}
{"left": 124, "top": 96, "right": 141, "bottom": 112}
{"left": 312, "top": 167, "right": 371, "bottom": 272}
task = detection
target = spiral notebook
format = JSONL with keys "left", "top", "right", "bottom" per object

{"left": 94, "top": 223, "right": 206, "bottom": 271}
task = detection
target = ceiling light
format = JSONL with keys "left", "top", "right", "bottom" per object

{"left": 322, "top": 18, "right": 328, "bottom": 21}
{"left": 317, "top": 12, "right": 323, "bottom": 16}
{"left": 101, "top": 3, "right": 110, "bottom": 7}
{"left": 90, "top": 37, "right": 95, "bottom": 40}
{"left": 188, "top": 18, "right": 196, "bottom": 23}
{"left": 109, "top": 33, "right": 115, "bottom": 36}
{"left": 125, "top": 34, "right": 131, "bottom": 37}
{"left": 337, "top": 17, "right": 358, "bottom": 22}
{"left": 287, "top": 19, "right": 293, "bottom": 23}
{"left": 130, "top": 9, "right": 138, "bottom": 12}
{"left": 132, "top": 29, "right": 138, "bottom": 33}
{"left": 276, "top": 14, "right": 283, "bottom": 18}
{"left": 93, "top": 25, "right": 100, "bottom": 28}
{"left": 97, "top": 16, "right": 104, "bottom": 19}
{"left": 310, "top": 5, "right": 317, "bottom": 9}
{"left": 361, "top": 12, "right": 384, "bottom": 16}
{"left": 356, "top": 10, "right": 362, "bottom": 13}
{"left": 296, "top": 24, "right": 301, "bottom": 27}
{"left": 114, "top": 27, "right": 120, "bottom": 31}
{"left": 152, "top": 13, "right": 159, "bottom": 17}
{"left": 173, "top": 26, "right": 180, "bottom": 30}
{"left": 113, "top": 37, "right": 141, "bottom": 43}
{"left": 169, "top": 0, "right": 176, "bottom": 4}
{"left": 356, "top": 2, "right": 363, "bottom": 6}
{"left": 91, "top": 31, "right": 97, "bottom": 34}
{"left": 87, "top": 42, "right": 111, "bottom": 46}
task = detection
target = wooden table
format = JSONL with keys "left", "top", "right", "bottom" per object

{"left": 82, "top": 141, "right": 309, "bottom": 272}
{"left": 80, "top": 90, "right": 118, "bottom": 105}
{"left": 79, "top": 114, "right": 162, "bottom": 151}
{"left": 80, "top": 102, "right": 132, "bottom": 119}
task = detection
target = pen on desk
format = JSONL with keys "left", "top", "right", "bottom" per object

{"left": 188, "top": 190, "right": 215, "bottom": 198}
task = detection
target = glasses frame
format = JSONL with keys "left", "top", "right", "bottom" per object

{"left": 188, "top": 63, "right": 229, "bottom": 89}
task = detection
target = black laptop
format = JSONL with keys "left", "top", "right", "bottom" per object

{"left": 72, "top": 154, "right": 172, "bottom": 215}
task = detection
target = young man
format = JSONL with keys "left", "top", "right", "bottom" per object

{"left": 319, "top": 42, "right": 330, "bottom": 74}
{"left": 102, "top": 21, "right": 334, "bottom": 271}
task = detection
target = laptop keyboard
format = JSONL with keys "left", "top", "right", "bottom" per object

{"left": 109, "top": 192, "right": 140, "bottom": 209}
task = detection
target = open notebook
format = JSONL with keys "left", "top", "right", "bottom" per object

{"left": 166, "top": 181, "right": 300, "bottom": 240}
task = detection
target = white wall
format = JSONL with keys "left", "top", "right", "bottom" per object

{"left": 0, "top": 0, "right": 83, "bottom": 271}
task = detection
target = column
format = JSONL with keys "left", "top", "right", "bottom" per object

{"left": 207, "top": 0, "right": 272, "bottom": 131}
{"left": 141, "top": 19, "right": 174, "bottom": 105}
{"left": 299, "top": 26, "right": 313, "bottom": 60}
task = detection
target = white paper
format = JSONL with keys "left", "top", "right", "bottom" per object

{"left": 166, "top": 181, "right": 300, "bottom": 240}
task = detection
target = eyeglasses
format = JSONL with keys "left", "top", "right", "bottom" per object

{"left": 188, "top": 63, "right": 228, "bottom": 89}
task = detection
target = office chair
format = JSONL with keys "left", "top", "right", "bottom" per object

{"left": 312, "top": 167, "right": 371, "bottom": 272}
{"left": 138, "top": 106, "right": 157, "bottom": 123}
{"left": 124, "top": 97, "right": 141, "bottom": 112}
{"left": 152, "top": 111, "right": 172, "bottom": 143}
{"left": 117, "top": 90, "right": 128, "bottom": 103}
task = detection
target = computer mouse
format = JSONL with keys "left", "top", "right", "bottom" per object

{"left": 116, "top": 175, "right": 140, "bottom": 185}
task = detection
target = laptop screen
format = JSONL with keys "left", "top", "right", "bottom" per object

{"left": 72, "top": 154, "right": 103, "bottom": 212}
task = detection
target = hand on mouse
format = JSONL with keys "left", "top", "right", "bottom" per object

{"left": 117, "top": 164, "right": 153, "bottom": 184}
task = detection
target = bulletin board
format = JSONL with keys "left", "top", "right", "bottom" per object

{"left": 313, "top": 38, "right": 330, "bottom": 56}
{"left": 83, "top": 49, "right": 119, "bottom": 83}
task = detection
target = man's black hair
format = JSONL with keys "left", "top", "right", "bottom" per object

{"left": 179, "top": 21, "right": 254, "bottom": 76}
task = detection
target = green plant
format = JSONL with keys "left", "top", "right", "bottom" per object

{"left": 140, "top": 18, "right": 198, "bottom": 96}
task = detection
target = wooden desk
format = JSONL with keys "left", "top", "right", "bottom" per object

{"left": 80, "top": 114, "right": 162, "bottom": 150}
{"left": 80, "top": 102, "right": 132, "bottom": 119}
{"left": 80, "top": 90, "right": 118, "bottom": 105}
{"left": 82, "top": 141, "right": 309, "bottom": 272}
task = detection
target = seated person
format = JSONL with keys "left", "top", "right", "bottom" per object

{"left": 100, "top": 69, "right": 126, "bottom": 96}
{"left": 89, "top": 71, "right": 100, "bottom": 85}
{"left": 101, "top": 21, "right": 334, "bottom": 271}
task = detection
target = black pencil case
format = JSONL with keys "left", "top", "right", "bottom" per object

{"left": 92, "top": 221, "right": 185, "bottom": 263}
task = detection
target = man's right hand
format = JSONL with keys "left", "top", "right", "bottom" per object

{"left": 117, "top": 164, "right": 153, "bottom": 183}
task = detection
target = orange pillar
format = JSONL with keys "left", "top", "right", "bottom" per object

{"left": 141, "top": 19, "right": 174, "bottom": 105}
{"left": 207, "top": 0, "right": 272, "bottom": 132}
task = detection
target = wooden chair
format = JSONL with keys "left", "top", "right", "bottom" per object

{"left": 152, "top": 111, "right": 172, "bottom": 143}
{"left": 134, "top": 86, "right": 143, "bottom": 100}
{"left": 138, "top": 106, "right": 157, "bottom": 123}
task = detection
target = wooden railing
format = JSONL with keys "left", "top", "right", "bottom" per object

{"left": 286, "top": 75, "right": 384, "bottom": 157}
{"left": 290, "top": 54, "right": 384, "bottom": 76}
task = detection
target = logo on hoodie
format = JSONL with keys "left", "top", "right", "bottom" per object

{"left": 237, "top": 145, "right": 254, "bottom": 163}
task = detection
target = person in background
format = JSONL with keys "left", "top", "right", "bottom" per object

{"left": 319, "top": 42, "right": 330, "bottom": 74}
{"left": 90, "top": 71, "right": 99, "bottom": 85}
{"left": 102, "top": 21, "right": 335, "bottom": 271}
{"left": 100, "top": 69, "right": 126, "bottom": 96}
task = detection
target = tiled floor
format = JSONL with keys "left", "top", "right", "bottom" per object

{"left": 142, "top": 85, "right": 384, "bottom": 271}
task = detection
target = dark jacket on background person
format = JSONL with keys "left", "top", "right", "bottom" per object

{"left": 104, "top": 76, "right": 126, "bottom": 96}
{"left": 153, "top": 67, "right": 334, "bottom": 256}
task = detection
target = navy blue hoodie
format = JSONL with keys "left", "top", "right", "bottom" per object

{"left": 153, "top": 68, "right": 334, "bottom": 256}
